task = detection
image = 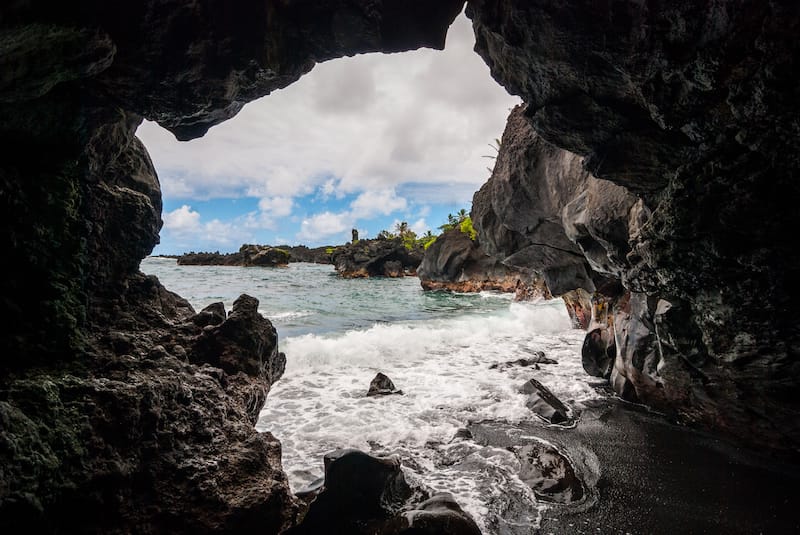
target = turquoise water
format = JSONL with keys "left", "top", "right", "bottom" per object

{"left": 141, "top": 257, "right": 600, "bottom": 532}
{"left": 141, "top": 257, "right": 513, "bottom": 338}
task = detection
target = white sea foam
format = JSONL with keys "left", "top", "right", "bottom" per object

{"left": 257, "top": 299, "right": 602, "bottom": 532}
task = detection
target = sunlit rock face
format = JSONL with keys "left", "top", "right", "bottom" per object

{"left": 468, "top": 1, "right": 800, "bottom": 449}
{"left": 0, "top": 1, "right": 464, "bottom": 531}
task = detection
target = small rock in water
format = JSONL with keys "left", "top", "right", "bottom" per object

{"left": 520, "top": 378, "right": 571, "bottom": 425}
{"left": 489, "top": 351, "right": 558, "bottom": 369}
{"left": 367, "top": 372, "right": 404, "bottom": 396}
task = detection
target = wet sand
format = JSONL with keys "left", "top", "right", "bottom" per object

{"left": 469, "top": 399, "right": 800, "bottom": 534}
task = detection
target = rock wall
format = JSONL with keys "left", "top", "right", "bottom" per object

{"left": 467, "top": 1, "right": 800, "bottom": 450}
{"left": 417, "top": 228, "right": 548, "bottom": 297}
{"left": 0, "top": 1, "right": 464, "bottom": 531}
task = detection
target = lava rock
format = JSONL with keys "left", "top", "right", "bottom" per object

{"left": 490, "top": 352, "right": 558, "bottom": 369}
{"left": 520, "top": 378, "right": 572, "bottom": 425}
{"left": 192, "top": 301, "right": 227, "bottom": 327}
{"left": 388, "top": 493, "right": 482, "bottom": 535}
{"left": 332, "top": 238, "right": 422, "bottom": 278}
{"left": 367, "top": 372, "right": 403, "bottom": 396}
{"left": 514, "top": 440, "right": 584, "bottom": 504}
{"left": 582, "top": 328, "right": 616, "bottom": 379}
{"left": 287, "top": 449, "right": 413, "bottom": 534}
{"left": 417, "top": 228, "right": 542, "bottom": 294}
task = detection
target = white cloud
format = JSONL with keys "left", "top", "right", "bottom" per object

{"left": 410, "top": 218, "right": 430, "bottom": 235}
{"left": 297, "top": 211, "right": 352, "bottom": 241}
{"left": 257, "top": 196, "right": 294, "bottom": 217}
{"left": 162, "top": 205, "right": 251, "bottom": 249}
{"left": 136, "top": 12, "right": 520, "bottom": 206}
{"left": 350, "top": 189, "right": 407, "bottom": 219}
{"left": 163, "top": 205, "right": 200, "bottom": 232}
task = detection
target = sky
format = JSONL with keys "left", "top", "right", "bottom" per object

{"left": 137, "top": 12, "right": 520, "bottom": 254}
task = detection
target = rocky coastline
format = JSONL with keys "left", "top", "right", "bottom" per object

{"left": 174, "top": 244, "right": 334, "bottom": 266}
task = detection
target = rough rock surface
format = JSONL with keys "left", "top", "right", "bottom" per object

{"left": 331, "top": 238, "right": 422, "bottom": 278}
{"left": 417, "top": 228, "right": 548, "bottom": 295}
{"left": 466, "top": 0, "right": 800, "bottom": 450}
{"left": 0, "top": 1, "right": 464, "bottom": 532}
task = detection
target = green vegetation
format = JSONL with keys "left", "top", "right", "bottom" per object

{"left": 325, "top": 247, "right": 336, "bottom": 254}
{"left": 436, "top": 209, "right": 476, "bottom": 240}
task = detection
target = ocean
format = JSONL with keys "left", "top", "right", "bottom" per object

{"left": 141, "top": 257, "right": 602, "bottom": 531}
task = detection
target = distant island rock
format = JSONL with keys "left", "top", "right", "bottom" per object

{"left": 417, "top": 228, "right": 549, "bottom": 298}
{"left": 331, "top": 237, "right": 422, "bottom": 278}
{"left": 175, "top": 244, "right": 334, "bottom": 266}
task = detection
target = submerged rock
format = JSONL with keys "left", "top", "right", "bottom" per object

{"left": 520, "top": 378, "right": 572, "bottom": 425}
{"left": 367, "top": 372, "right": 404, "bottom": 396}
{"left": 490, "top": 352, "right": 558, "bottom": 369}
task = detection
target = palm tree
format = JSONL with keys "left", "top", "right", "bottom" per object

{"left": 394, "top": 221, "right": 410, "bottom": 237}
{"left": 457, "top": 208, "right": 468, "bottom": 223}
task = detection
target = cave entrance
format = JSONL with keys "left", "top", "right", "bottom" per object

{"left": 135, "top": 11, "right": 595, "bottom": 532}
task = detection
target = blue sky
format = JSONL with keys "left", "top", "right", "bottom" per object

{"left": 137, "top": 12, "right": 519, "bottom": 254}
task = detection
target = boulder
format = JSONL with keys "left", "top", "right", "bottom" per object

{"left": 581, "top": 328, "right": 615, "bottom": 379}
{"left": 287, "top": 449, "right": 413, "bottom": 534}
{"left": 387, "top": 493, "right": 482, "bottom": 535}
{"left": 514, "top": 440, "right": 584, "bottom": 504}
{"left": 367, "top": 372, "right": 403, "bottom": 396}
{"left": 520, "top": 379, "right": 572, "bottom": 425}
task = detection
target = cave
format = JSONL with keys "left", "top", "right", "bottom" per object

{"left": 1, "top": 1, "right": 799, "bottom": 533}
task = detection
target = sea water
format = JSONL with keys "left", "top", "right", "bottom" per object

{"left": 141, "top": 257, "right": 603, "bottom": 531}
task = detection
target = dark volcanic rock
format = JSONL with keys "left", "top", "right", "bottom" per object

{"left": 287, "top": 449, "right": 413, "bottom": 535}
{"left": 331, "top": 238, "right": 422, "bottom": 278}
{"left": 582, "top": 327, "right": 616, "bottom": 379}
{"left": 515, "top": 440, "right": 584, "bottom": 504}
{"left": 280, "top": 244, "right": 334, "bottom": 264}
{"left": 388, "top": 493, "right": 482, "bottom": 535}
{"left": 467, "top": 0, "right": 800, "bottom": 449}
{"left": 490, "top": 351, "right": 557, "bottom": 370}
{"left": 367, "top": 372, "right": 403, "bottom": 396}
{"left": 417, "top": 228, "right": 547, "bottom": 295}
{"left": 520, "top": 378, "right": 572, "bottom": 425}
{"left": 289, "top": 450, "right": 480, "bottom": 535}
{"left": 178, "top": 244, "right": 290, "bottom": 266}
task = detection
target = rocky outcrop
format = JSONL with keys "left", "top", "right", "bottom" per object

{"left": 0, "top": 287, "right": 297, "bottom": 533}
{"left": 331, "top": 238, "right": 422, "bottom": 278}
{"left": 0, "top": 1, "right": 464, "bottom": 532}
{"left": 288, "top": 449, "right": 481, "bottom": 535}
{"left": 417, "top": 228, "right": 550, "bottom": 296}
{"left": 468, "top": 1, "right": 800, "bottom": 450}
{"left": 177, "top": 244, "right": 290, "bottom": 267}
